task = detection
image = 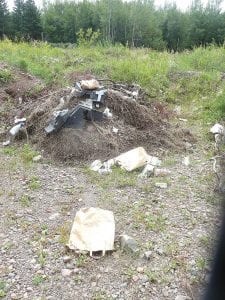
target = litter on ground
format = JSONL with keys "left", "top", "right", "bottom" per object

{"left": 67, "top": 207, "right": 115, "bottom": 256}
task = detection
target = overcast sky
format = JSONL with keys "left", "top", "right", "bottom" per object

{"left": 6, "top": 0, "right": 225, "bottom": 11}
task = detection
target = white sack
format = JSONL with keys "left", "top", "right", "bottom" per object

{"left": 68, "top": 207, "right": 115, "bottom": 254}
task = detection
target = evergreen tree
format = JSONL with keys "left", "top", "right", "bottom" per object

{"left": 0, "top": 0, "right": 8, "bottom": 38}
{"left": 12, "top": 0, "right": 24, "bottom": 38}
{"left": 23, "top": 0, "right": 42, "bottom": 40}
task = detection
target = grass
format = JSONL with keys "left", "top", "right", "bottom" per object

{"left": 28, "top": 175, "right": 41, "bottom": 190}
{"left": 20, "top": 194, "right": 31, "bottom": 207}
{"left": 32, "top": 275, "right": 46, "bottom": 286}
{"left": 0, "top": 280, "right": 7, "bottom": 298}
{"left": 1, "top": 40, "right": 225, "bottom": 122}
{"left": 84, "top": 166, "right": 137, "bottom": 190}
{"left": 0, "top": 68, "right": 13, "bottom": 84}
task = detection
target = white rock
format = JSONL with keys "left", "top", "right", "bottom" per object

{"left": 49, "top": 212, "right": 60, "bottom": 220}
{"left": 112, "top": 127, "right": 119, "bottom": 134}
{"left": 61, "top": 269, "right": 73, "bottom": 277}
{"left": 155, "top": 182, "right": 168, "bottom": 189}
{"left": 32, "top": 155, "right": 42, "bottom": 162}
{"left": 182, "top": 156, "right": 190, "bottom": 166}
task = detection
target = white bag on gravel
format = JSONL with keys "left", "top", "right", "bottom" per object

{"left": 68, "top": 207, "right": 115, "bottom": 256}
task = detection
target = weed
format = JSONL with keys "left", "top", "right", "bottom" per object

{"left": 38, "top": 249, "right": 47, "bottom": 267}
{"left": 28, "top": 176, "right": 41, "bottom": 190}
{"left": 20, "top": 144, "right": 38, "bottom": 164}
{"left": 57, "top": 223, "right": 70, "bottom": 245}
{"left": 20, "top": 194, "right": 31, "bottom": 207}
{"left": 144, "top": 270, "right": 158, "bottom": 283}
{"left": 199, "top": 235, "right": 210, "bottom": 247}
{"left": 0, "top": 68, "right": 13, "bottom": 84}
{"left": 123, "top": 267, "right": 136, "bottom": 279}
{"left": 145, "top": 213, "right": 167, "bottom": 232}
{"left": 3, "top": 146, "right": 17, "bottom": 156}
{"left": 0, "top": 280, "right": 7, "bottom": 297}
{"left": 32, "top": 275, "right": 46, "bottom": 286}
{"left": 76, "top": 254, "right": 88, "bottom": 268}
{"left": 196, "top": 257, "right": 206, "bottom": 271}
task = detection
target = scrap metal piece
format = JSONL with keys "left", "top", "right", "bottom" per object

{"left": 45, "top": 109, "right": 69, "bottom": 134}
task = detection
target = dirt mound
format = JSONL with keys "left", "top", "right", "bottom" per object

{"left": 28, "top": 90, "right": 191, "bottom": 162}
{"left": 0, "top": 68, "right": 194, "bottom": 161}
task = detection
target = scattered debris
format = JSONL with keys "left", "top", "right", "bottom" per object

{"left": 119, "top": 234, "right": 139, "bottom": 253}
{"left": 67, "top": 207, "right": 115, "bottom": 256}
{"left": 155, "top": 182, "right": 168, "bottom": 189}
{"left": 45, "top": 79, "right": 107, "bottom": 134}
{"left": 3, "top": 116, "right": 28, "bottom": 146}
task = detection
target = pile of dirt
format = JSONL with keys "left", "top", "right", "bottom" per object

{"left": 0, "top": 67, "right": 195, "bottom": 162}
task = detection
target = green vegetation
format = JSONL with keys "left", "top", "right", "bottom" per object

{"left": 1, "top": 0, "right": 225, "bottom": 51}
{"left": 0, "top": 39, "right": 225, "bottom": 123}
{"left": 20, "top": 194, "right": 31, "bottom": 207}
{"left": 28, "top": 175, "right": 41, "bottom": 190}
{"left": 0, "top": 68, "right": 13, "bottom": 84}
{"left": 32, "top": 274, "right": 46, "bottom": 286}
{"left": 0, "top": 280, "right": 7, "bottom": 297}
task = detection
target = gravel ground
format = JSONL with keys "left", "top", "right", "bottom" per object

{"left": 0, "top": 138, "right": 222, "bottom": 300}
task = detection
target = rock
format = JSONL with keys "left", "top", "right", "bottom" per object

{"left": 175, "top": 295, "right": 191, "bottom": 300}
{"left": 182, "top": 156, "right": 190, "bottom": 166}
{"left": 136, "top": 267, "right": 144, "bottom": 273}
{"left": 154, "top": 168, "right": 171, "bottom": 177}
{"left": 132, "top": 275, "right": 139, "bottom": 282}
{"left": 11, "top": 293, "right": 19, "bottom": 300}
{"left": 139, "top": 274, "right": 149, "bottom": 283}
{"left": 155, "top": 182, "right": 168, "bottom": 189}
{"left": 162, "top": 288, "right": 169, "bottom": 297}
{"left": 119, "top": 234, "right": 139, "bottom": 253}
{"left": 143, "top": 251, "right": 152, "bottom": 260}
{"left": 63, "top": 256, "right": 72, "bottom": 263}
{"left": 61, "top": 269, "right": 73, "bottom": 277}
{"left": 49, "top": 212, "right": 60, "bottom": 220}
{"left": 32, "top": 155, "right": 42, "bottom": 162}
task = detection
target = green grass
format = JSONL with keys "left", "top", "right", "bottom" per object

{"left": 0, "top": 68, "right": 13, "bottom": 84}
{"left": 32, "top": 275, "right": 46, "bottom": 286}
{"left": 1, "top": 40, "right": 225, "bottom": 122}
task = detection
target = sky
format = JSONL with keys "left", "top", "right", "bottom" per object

{"left": 6, "top": 0, "right": 225, "bottom": 11}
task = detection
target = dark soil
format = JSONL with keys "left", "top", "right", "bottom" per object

{"left": 0, "top": 66, "right": 195, "bottom": 162}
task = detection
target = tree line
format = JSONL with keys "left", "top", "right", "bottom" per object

{"left": 0, "top": 0, "right": 225, "bottom": 51}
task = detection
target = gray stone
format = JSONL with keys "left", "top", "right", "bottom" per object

{"left": 61, "top": 269, "right": 73, "bottom": 277}
{"left": 63, "top": 256, "right": 72, "bottom": 263}
{"left": 119, "top": 234, "right": 139, "bottom": 253}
